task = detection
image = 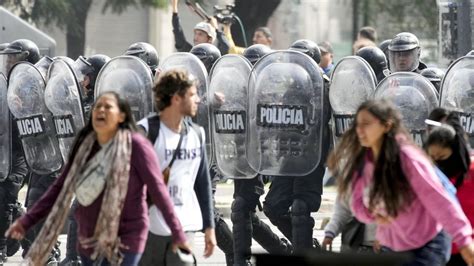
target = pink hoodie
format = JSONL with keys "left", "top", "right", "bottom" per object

{"left": 351, "top": 137, "right": 472, "bottom": 251}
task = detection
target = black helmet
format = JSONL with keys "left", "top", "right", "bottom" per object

{"left": 289, "top": 39, "right": 321, "bottom": 64}
{"left": 190, "top": 43, "right": 221, "bottom": 72}
{"left": 243, "top": 44, "right": 272, "bottom": 65}
{"left": 420, "top": 67, "right": 445, "bottom": 93}
{"left": 0, "top": 39, "right": 40, "bottom": 64}
{"left": 0, "top": 39, "right": 40, "bottom": 74}
{"left": 85, "top": 54, "right": 111, "bottom": 90}
{"left": 378, "top": 39, "right": 391, "bottom": 63}
{"left": 356, "top": 46, "right": 388, "bottom": 83}
{"left": 125, "top": 42, "right": 159, "bottom": 70}
{"left": 388, "top": 32, "right": 421, "bottom": 72}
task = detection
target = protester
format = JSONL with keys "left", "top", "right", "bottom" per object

{"left": 171, "top": 0, "right": 229, "bottom": 55}
{"left": 223, "top": 25, "right": 273, "bottom": 54}
{"left": 138, "top": 69, "right": 216, "bottom": 265}
{"left": 328, "top": 99, "right": 474, "bottom": 265}
{"left": 425, "top": 109, "right": 474, "bottom": 266}
{"left": 6, "top": 92, "right": 189, "bottom": 266}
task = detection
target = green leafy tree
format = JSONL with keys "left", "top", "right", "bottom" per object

{"left": 2, "top": 0, "right": 167, "bottom": 58}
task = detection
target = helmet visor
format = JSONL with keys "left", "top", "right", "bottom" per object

{"left": 389, "top": 48, "right": 419, "bottom": 72}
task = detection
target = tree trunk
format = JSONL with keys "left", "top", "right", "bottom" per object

{"left": 352, "top": 0, "right": 359, "bottom": 41}
{"left": 66, "top": 0, "right": 92, "bottom": 58}
{"left": 231, "top": 0, "right": 281, "bottom": 47}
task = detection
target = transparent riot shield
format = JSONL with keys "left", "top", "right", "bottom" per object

{"left": 95, "top": 56, "right": 153, "bottom": 121}
{"left": 439, "top": 56, "right": 474, "bottom": 147}
{"left": 329, "top": 56, "right": 377, "bottom": 140}
{"left": 209, "top": 54, "right": 256, "bottom": 179}
{"left": 247, "top": 50, "right": 324, "bottom": 176}
{"left": 7, "top": 62, "right": 63, "bottom": 174}
{"left": 375, "top": 72, "right": 439, "bottom": 146}
{"left": 44, "top": 60, "right": 85, "bottom": 162}
{"left": 35, "top": 56, "right": 53, "bottom": 81}
{"left": 159, "top": 52, "right": 211, "bottom": 159}
{"left": 0, "top": 74, "right": 10, "bottom": 181}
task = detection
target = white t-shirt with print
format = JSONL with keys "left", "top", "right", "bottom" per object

{"left": 138, "top": 118, "right": 205, "bottom": 236}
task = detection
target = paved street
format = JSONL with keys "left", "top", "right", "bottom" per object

{"left": 5, "top": 183, "right": 340, "bottom": 265}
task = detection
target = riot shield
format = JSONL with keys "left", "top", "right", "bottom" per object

{"left": 35, "top": 56, "right": 53, "bottom": 81}
{"left": 44, "top": 60, "right": 85, "bottom": 162}
{"left": 247, "top": 50, "right": 324, "bottom": 176}
{"left": 329, "top": 56, "right": 377, "bottom": 139}
{"left": 159, "top": 52, "right": 211, "bottom": 158}
{"left": 0, "top": 74, "right": 10, "bottom": 181}
{"left": 208, "top": 54, "right": 256, "bottom": 179}
{"left": 439, "top": 56, "right": 474, "bottom": 147}
{"left": 375, "top": 72, "right": 439, "bottom": 146}
{"left": 95, "top": 56, "right": 153, "bottom": 121}
{"left": 7, "top": 62, "right": 63, "bottom": 174}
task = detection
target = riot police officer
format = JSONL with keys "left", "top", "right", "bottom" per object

{"left": 0, "top": 39, "right": 39, "bottom": 263}
{"left": 388, "top": 32, "right": 427, "bottom": 73}
{"left": 230, "top": 44, "right": 294, "bottom": 266}
{"left": 190, "top": 43, "right": 238, "bottom": 265}
{"left": 262, "top": 40, "right": 331, "bottom": 254}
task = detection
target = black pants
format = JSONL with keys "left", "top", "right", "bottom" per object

{"left": 232, "top": 176, "right": 291, "bottom": 265}
{"left": 0, "top": 179, "right": 22, "bottom": 252}
{"left": 263, "top": 163, "right": 325, "bottom": 253}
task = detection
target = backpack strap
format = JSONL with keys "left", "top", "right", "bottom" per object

{"left": 146, "top": 115, "right": 161, "bottom": 144}
{"left": 186, "top": 121, "right": 203, "bottom": 146}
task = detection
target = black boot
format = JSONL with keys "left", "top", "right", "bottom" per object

{"left": 291, "top": 199, "right": 315, "bottom": 253}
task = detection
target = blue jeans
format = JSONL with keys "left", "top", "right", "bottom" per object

{"left": 382, "top": 231, "right": 450, "bottom": 266}
{"left": 80, "top": 252, "right": 142, "bottom": 266}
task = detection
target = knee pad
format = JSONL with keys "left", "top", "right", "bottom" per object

{"left": 231, "top": 196, "right": 251, "bottom": 222}
{"left": 291, "top": 199, "right": 310, "bottom": 217}
{"left": 231, "top": 196, "right": 251, "bottom": 213}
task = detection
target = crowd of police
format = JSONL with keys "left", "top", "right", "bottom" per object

{"left": 0, "top": 5, "right": 474, "bottom": 266}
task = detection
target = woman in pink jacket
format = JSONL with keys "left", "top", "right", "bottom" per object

{"left": 328, "top": 100, "right": 474, "bottom": 266}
